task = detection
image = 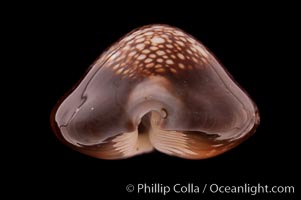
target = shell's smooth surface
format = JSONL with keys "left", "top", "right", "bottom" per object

{"left": 51, "top": 24, "right": 259, "bottom": 159}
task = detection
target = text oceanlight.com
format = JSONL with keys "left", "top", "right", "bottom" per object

{"left": 126, "top": 183, "right": 294, "bottom": 196}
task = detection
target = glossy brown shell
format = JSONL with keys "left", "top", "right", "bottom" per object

{"left": 51, "top": 24, "right": 259, "bottom": 159}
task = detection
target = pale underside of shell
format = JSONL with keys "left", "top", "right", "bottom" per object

{"left": 51, "top": 24, "right": 260, "bottom": 159}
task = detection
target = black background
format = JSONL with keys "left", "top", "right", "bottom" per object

{"left": 10, "top": 2, "right": 299, "bottom": 199}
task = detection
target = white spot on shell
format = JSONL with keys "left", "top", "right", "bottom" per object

{"left": 170, "top": 68, "right": 177, "bottom": 73}
{"left": 156, "top": 50, "right": 165, "bottom": 56}
{"left": 174, "top": 30, "right": 186, "bottom": 37}
{"left": 149, "top": 54, "right": 156, "bottom": 58}
{"left": 166, "top": 44, "right": 173, "bottom": 48}
{"left": 112, "top": 64, "right": 120, "bottom": 70}
{"left": 178, "top": 63, "right": 185, "bottom": 69}
{"left": 179, "top": 37, "right": 187, "bottom": 42}
{"left": 151, "top": 37, "right": 165, "bottom": 44}
{"left": 144, "top": 32, "right": 154, "bottom": 36}
{"left": 129, "top": 51, "right": 137, "bottom": 57}
{"left": 155, "top": 64, "right": 162, "bottom": 68}
{"left": 187, "top": 49, "right": 193, "bottom": 55}
{"left": 145, "top": 58, "right": 153, "bottom": 63}
{"left": 145, "top": 63, "right": 154, "bottom": 68}
{"left": 166, "top": 59, "right": 174, "bottom": 65}
{"left": 192, "top": 57, "right": 198, "bottom": 63}
{"left": 142, "top": 49, "right": 151, "bottom": 54}
{"left": 150, "top": 46, "right": 158, "bottom": 51}
{"left": 116, "top": 68, "right": 124, "bottom": 74}
{"left": 136, "top": 43, "right": 145, "bottom": 50}
{"left": 176, "top": 41, "right": 185, "bottom": 47}
{"left": 157, "top": 58, "right": 163, "bottom": 63}
{"left": 177, "top": 53, "right": 185, "bottom": 60}
{"left": 137, "top": 54, "right": 146, "bottom": 60}
{"left": 123, "top": 69, "right": 130, "bottom": 74}
{"left": 136, "top": 38, "right": 145, "bottom": 43}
